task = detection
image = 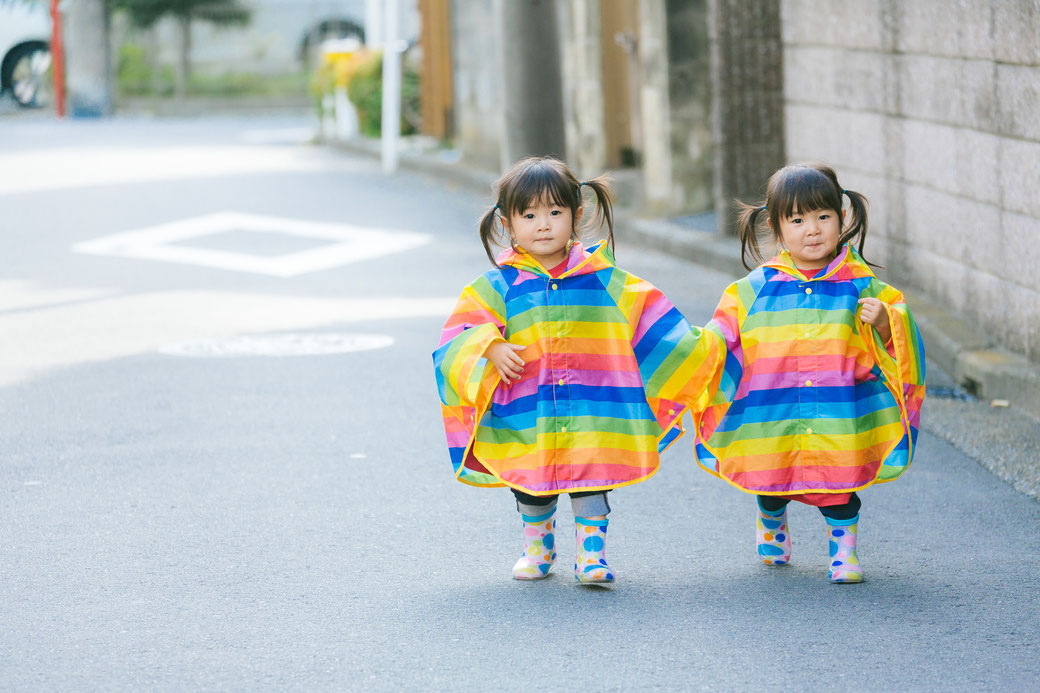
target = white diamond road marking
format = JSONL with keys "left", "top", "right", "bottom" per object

{"left": 72, "top": 211, "right": 430, "bottom": 277}
{"left": 158, "top": 333, "right": 394, "bottom": 357}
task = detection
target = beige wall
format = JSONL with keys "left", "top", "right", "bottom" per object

{"left": 449, "top": 0, "right": 503, "bottom": 171}
{"left": 556, "top": 0, "right": 608, "bottom": 179}
{"left": 665, "top": 0, "right": 713, "bottom": 214}
{"left": 782, "top": 0, "right": 1040, "bottom": 362}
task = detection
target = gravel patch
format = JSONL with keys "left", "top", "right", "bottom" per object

{"left": 922, "top": 361, "right": 1040, "bottom": 500}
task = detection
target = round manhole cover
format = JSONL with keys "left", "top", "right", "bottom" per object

{"left": 159, "top": 333, "right": 394, "bottom": 357}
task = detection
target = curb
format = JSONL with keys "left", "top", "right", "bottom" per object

{"left": 328, "top": 134, "right": 1040, "bottom": 422}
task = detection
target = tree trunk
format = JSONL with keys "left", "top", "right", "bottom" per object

{"left": 175, "top": 13, "right": 191, "bottom": 99}
{"left": 64, "top": 0, "right": 112, "bottom": 116}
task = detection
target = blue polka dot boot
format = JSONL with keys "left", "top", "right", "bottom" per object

{"left": 574, "top": 517, "right": 614, "bottom": 584}
{"left": 511, "top": 508, "right": 557, "bottom": 580}
{"left": 827, "top": 516, "right": 863, "bottom": 583}
{"left": 756, "top": 503, "right": 792, "bottom": 566}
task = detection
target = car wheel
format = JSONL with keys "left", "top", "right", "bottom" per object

{"left": 4, "top": 42, "right": 52, "bottom": 108}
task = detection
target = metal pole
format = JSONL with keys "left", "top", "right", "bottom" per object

{"left": 365, "top": 0, "right": 384, "bottom": 48}
{"left": 381, "top": 0, "right": 401, "bottom": 174}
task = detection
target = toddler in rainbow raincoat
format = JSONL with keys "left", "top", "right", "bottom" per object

{"left": 690, "top": 163, "right": 926, "bottom": 583}
{"left": 434, "top": 157, "right": 718, "bottom": 584}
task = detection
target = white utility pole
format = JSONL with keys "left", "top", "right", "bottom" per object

{"left": 380, "top": 0, "right": 401, "bottom": 174}
{"left": 365, "top": 0, "right": 384, "bottom": 48}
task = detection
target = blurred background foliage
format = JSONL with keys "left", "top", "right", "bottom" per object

{"left": 117, "top": 41, "right": 307, "bottom": 98}
{"left": 343, "top": 51, "right": 420, "bottom": 137}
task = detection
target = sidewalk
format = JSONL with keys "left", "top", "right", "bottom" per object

{"left": 331, "top": 135, "right": 1040, "bottom": 499}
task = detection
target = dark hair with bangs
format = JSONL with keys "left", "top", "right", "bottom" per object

{"left": 478, "top": 156, "right": 614, "bottom": 267}
{"left": 734, "top": 163, "right": 871, "bottom": 270}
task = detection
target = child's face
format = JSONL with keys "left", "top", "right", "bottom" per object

{"left": 774, "top": 206, "right": 842, "bottom": 269}
{"left": 503, "top": 197, "right": 583, "bottom": 267}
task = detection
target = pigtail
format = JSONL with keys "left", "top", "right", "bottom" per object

{"left": 837, "top": 188, "right": 880, "bottom": 267}
{"left": 839, "top": 188, "right": 869, "bottom": 256}
{"left": 735, "top": 200, "right": 768, "bottom": 270}
{"left": 479, "top": 204, "right": 503, "bottom": 267}
{"left": 579, "top": 175, "right": 615, "bottom": 254}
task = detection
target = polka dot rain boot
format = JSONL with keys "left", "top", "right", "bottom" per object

{"left": 574, "top": 517, "right": 614, "bottom": 584}
{"left": 827, "top": 516, "right": 863, "bottom": 583}
{"left": 511, "top": 508, "right": 557, "bottom": 580}
{"left": 757, "top": 502, "right": 792, "bottom": 566}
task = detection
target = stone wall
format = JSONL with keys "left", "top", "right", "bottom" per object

{"left": 665, "top": 0, "right": 713, "bottom": 214}
{"left": 782, "top": 0, "right": 1040, "bottom": 362}
{"left": 709, "top": 0, "right": 785, "bottom": 232}
{"left": 636, "top": 0, "right": 674, "bottom": 213}
{"left": 449, "top": 0, "right": 503, "bottom": 171}
{"left": 450, "top": 0, "right": 566, "bottom": 171}
{"left": 556, "top": 0, "right": 608, "bottom": 179}
{"left": 497, "top": 0, "right": 567, "bottom": 163}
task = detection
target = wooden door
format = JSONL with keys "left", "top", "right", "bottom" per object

{"left": 418, "top": 0, "right": 454, "bottom": 140}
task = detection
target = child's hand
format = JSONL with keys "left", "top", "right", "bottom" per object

{"left": 858, "top": 297, "right": 892, "bottom": 344}
{"left": 484, "top": 341, "right": 526, "bottom": 383}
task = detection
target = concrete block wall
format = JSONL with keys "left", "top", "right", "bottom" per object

{"left": 665, "top": 0, "right": 713, "bottom": 213}
{"left": 449, "top": 0, "right": 503, "bottom": 172}
{"left": 556, "top": 0, "right": 609, "bottom": 179}
{"left": 637, "top": 0, "right": 675, "bottom": 213}
{"left": 782, "top": 0, "right": 1040, "bottom": 362}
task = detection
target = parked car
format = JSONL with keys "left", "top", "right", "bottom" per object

{"left": 0, "top": 0, "right": 51, "bottom": 107}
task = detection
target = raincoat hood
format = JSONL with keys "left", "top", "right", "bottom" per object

{"left": 763, "top": 243, "right": 875, "bottom": 282}
{"left": 494, "top": 240, "right": 615, "bottom": 278}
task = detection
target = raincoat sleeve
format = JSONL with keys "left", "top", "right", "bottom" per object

{"left": 856, "top": 279, "right": 927, "bottom": 449}
{"left": 433, "top": 276, "right": 507, "bottom": 414}
{"left": 694, "top": 280, "right": 748, "bottom": 441}
{"left": 622, "top": 278, "right": 726, "bottom": 444}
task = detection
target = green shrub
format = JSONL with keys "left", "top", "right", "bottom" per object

{"left": 186, "top": 71, "right": 308, "bottom": 96}
{"left": 116, "top": 42, "right": 152, "bottom": 95}
{"left": 116, "top": 42, "right": 175, "bottom": 96}
{"left": 346, "top": 51, "right": 421, "bottom": 138}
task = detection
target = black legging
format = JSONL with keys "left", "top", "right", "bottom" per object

{"left": 512, "top": 489, "right": 606, "bottom": 506}
{"left": 758, "top": 493, "right": 861, "bottom": 521}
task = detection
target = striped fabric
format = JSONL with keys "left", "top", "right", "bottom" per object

{"left": 693, "top": 244, "right": 926, "bottom": 497}
{"left": 434, "top": 241, "right": 720, "bottom": 495}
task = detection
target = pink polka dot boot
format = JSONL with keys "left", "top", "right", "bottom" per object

{"left": 827, "top": 516, "right": 863, "bottom": 583}
{"left": 574, "top": 517, "right": 614, "bottom": 584}
{"left": 511, "top": 508, "right": 557, "bottom": 580}
{"left": 756, "top": 504, "right": 792, "bottom": 566}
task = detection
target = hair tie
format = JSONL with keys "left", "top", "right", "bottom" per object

{"left": 842, "top": 189, "right": 847, "bottom": 196}
{"left": 493, "top": 204, "right": 499, "bottom": 211}
{"left": 760, "top": 205, "right": 767, "bottom": 211}
{"left": 579, "top": 181, "right": 587, "bottom": 187}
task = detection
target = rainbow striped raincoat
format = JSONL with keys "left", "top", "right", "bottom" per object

{"left": 693, "top": 244, "right": 926, "bottom": 498}
{"left": 434, "top": 241, "right": 719, "bottom": 495}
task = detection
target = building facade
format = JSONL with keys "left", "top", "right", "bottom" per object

{"left": 782, "top": 0, "right": 1040, "bottom": 362}
{"left": 420, "top": 0, "right": 1039, "bottom": 364}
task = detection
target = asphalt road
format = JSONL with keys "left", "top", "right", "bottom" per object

{"left": 1, "top": 115, "right": 1037, "bottom": 691}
